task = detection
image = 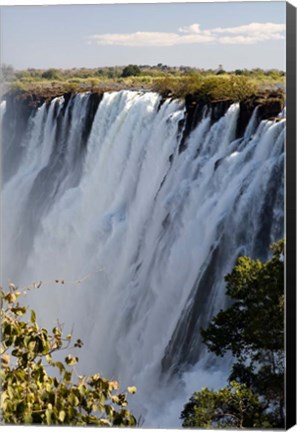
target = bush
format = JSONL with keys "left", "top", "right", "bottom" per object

{"left": 228, "top": 76, "right": 256, "bottom": 101}
{"left": 0, "top": 283, "right": 137, "bottom": 426}
{"left": 121, "top": 65, "right": 141, "bottom": 78}
{"left": 181, "top": 240, "right": 285, "bottom": 428}
{"left": 181, "top": 381, "right": 271, "bottom": 429}
{"left": 41, "top": 68, "right": 62, "bottom": 80}
{"left": 7, "top": 81, "right": 28, "bottom": 92}
{"left": 152, "top": 74, "right": 256, "bottom": 102}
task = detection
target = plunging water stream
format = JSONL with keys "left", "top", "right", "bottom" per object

{"left": 1, "top": 90, "right": 284, "bottom": 426}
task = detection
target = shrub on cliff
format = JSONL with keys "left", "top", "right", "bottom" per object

{"left": 0, "top": 284, "right": 137, "bottom": 426}
{"left": 121, "top": 65, "right": 141, "bottom": 78}
{"left": 153, "top": 74, "right": 257, "bottom": 102}
{"left": 6, "top": 81, "right": 28, "bottom": 92}
{"left": 181, "top": 240, "right": 285, "bottom": 428}
{"left": 41, "top": 68, "right": 62, "bottom": 80}
{"left": 229, "top": 76, "right": 257, "bottom": 101}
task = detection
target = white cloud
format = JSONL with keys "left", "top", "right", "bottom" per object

{"left": 87, "top": 22, "right": 285, "bottom": 47}
{"left": 211, "top": 22, "right": 285, "bottom": 35}
{"left": 219, "top": 33, "right": 284, "bottom": 45}
{"left": 88, "top": 32, "right": 180, "bottom": 47}
{"left": 179, "top": 23, "right": 201, "bottom": 34}
{"left": 87, "top": 31, "right": 214, "bottom": 47}
{"left": 212, "top": 22, "right": 286, "bottom": 45}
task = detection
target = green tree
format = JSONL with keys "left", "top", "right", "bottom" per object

{"left": 121, "top": 65, "right": 141, "bottom": 78}
{"left": 181, "top": 381, "right": 271, "bottom": 429}
{"left": 181, "top": 240, "right": 285, "bottom": 428}
{"left": 229, "top": 76, "right": 256, "bottom": 101}
{"left": 41, "top": 68, "right": 61, "bottom": 80}
{"left": 0, "top": 284, "right": 137, "bottom": 426}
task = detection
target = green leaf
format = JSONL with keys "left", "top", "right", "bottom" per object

{"left": 24, "top": 413, "right": 33, "bottom": 424}
{"left": 98, "top": 418, "right": 111, "bottom": 426}
{"left": 9, "top": 282, "right": 17, "bottom": 291}
{"left": 59, "top": 410, "right": 66, "bottom": 422}
{"left": 11, "top": 306, "right": 26, "bottom": 316}
{"left": 65, "top": 355, "right": 78, "bottom": 366}
{"left": 74, "top": 338, "right": 83, "bottom": 348}
{"left": 1, "top": 391, "right": 8, "bottom": 405}
{"left": 63, "top": 371, "right": 72, "bottom": 383}
{"left": 127, "top": 386, "right": 137, "bottom": 394}
{"left": 45, "top": 354, "right": 52, "bottom": 364}
{"left": 6, "top": 292, "right": 16, "bottom": 304}
{"left": 54, "top": 361, "right": 65, "bottom": 373}
{"left": 105, "top": 404, "right": 114, "bottom": 417}
{"left": 31, "top": 309, "right": 36, "bottom": 323}
{"left": 67, "top": 393, "right": 79, "bottom": 406}
{"left": 46, "top": 408, "right": 52, "bottom": 425}
{"left": 78, "top": 384, "right": 86, "bottom": 396}
{"left": 111, "top": 395, "right": 120, "bottom": 404}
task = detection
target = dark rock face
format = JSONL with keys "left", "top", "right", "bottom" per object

{"left": 178, "top": 89, "right": 284, "bottom": 152}
{"left": 3, "top": 88, "right": 284, "bottom": 159}
{"left": 257, "top": 99, "right": 284, "bottom": 120}
{"left": 236, "top": 91, "right": 284, "bottom": 139}
{"left": 2, "top": 90, "right": 103, "bottom": 274}
{"left": 81, "top": 92, "right": 103, "bottom": 147}
{"left": 161, "top": 89, "right": 284, "bottom": 376}
{"left": 178, "top": 95, "right": 204, "bottom": 152}
{"left": 2, "top": 93, "right": 43, "bottom": 182}
{"left": 161, "top": 241, "right": 224, "bottom": 374}
{"left": 209, "top": 99, "right": 233, "bottom": 124}
{"left": 2, "top": 91, "right": 104, "bottom": 183}
{"left": 179, "top": 96, "right": 233, "bottom": 152}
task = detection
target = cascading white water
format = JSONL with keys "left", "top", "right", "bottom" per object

{"left": 1, "top": 90, "right": 284, "bottom": 427}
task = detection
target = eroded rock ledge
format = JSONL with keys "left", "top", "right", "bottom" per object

{"left": 183, "top": 89, "right": 284, "bottom": 143}
{"left": 2, "top": 87, "right": 285, "bottom": 151}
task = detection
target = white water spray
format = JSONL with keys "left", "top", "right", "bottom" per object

{"left": 1, "top": 91, "right": 284, "bottom": 426}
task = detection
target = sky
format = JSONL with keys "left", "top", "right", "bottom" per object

{"left": 0, "top": 1, "right": 287, "bottom": 70}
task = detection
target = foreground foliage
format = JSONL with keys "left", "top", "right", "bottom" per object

{"left": 181, "top": 381, "right": 271, "bottom": 429}
{"left": 181, "top": 240, "right": 284, "bottom": 428}
{"left": 0, "top": 285, "right": 137, "bottom": 426}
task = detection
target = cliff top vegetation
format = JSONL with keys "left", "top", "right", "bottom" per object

{"left": 0, "top": 63, "right": 285, "bottom": 104}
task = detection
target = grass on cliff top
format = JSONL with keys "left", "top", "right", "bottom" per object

{"left": 1, "top": 65, "right": 285, "bottom": 102}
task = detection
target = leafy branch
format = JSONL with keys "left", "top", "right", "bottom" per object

{"left": 0, "top": 282, "right": 136, "bottom": 426}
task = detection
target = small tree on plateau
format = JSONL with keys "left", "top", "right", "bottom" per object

{"left": 121, "top": 65, "right": 141, "bottom": 78}
{"left": 41, "top": 68, "right": 61, "bottom": 80}
{"left": 0, "top": 284, "right": 137, "bottom": 426}
{"left": 181, "top": 240, "right": 285, "bottom": 428}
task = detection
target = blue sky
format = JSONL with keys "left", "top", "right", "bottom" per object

{"left": 1, "top": 1, "right": 286, "bottom": 70}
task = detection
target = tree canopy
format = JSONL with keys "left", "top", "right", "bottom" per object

{"left": 121, "top": 64, "right": 141, "bottom": 78}
{"left": 181, "top": 381, "right": 271, "bottom": 429}
{"left": 181, "top": 240, "right": 285, "bottom": 428}
{"left": 41, "top": 68, "right": 62, "bottom": 80}
{"left": 0, "top": 283, "right": 137, "bottom": 426}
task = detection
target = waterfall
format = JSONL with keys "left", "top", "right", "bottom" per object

{"left": 1, "top": 90, "right": 284, "bottom": 427}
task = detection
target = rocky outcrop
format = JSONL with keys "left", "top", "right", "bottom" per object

{"left": 2, "top": 92, "right": 42, "bottom": 182}
{"left": 236, "top": 90, "right": 284, "bottom": 138}
{"left": 2, "top": 87, "right": 285, "bottom": 161}
{"left": 178, "top": 89, "right": 284, "bottom": 152}
{"left": 179, "top": 96, "right": 234, "bottom": 152}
